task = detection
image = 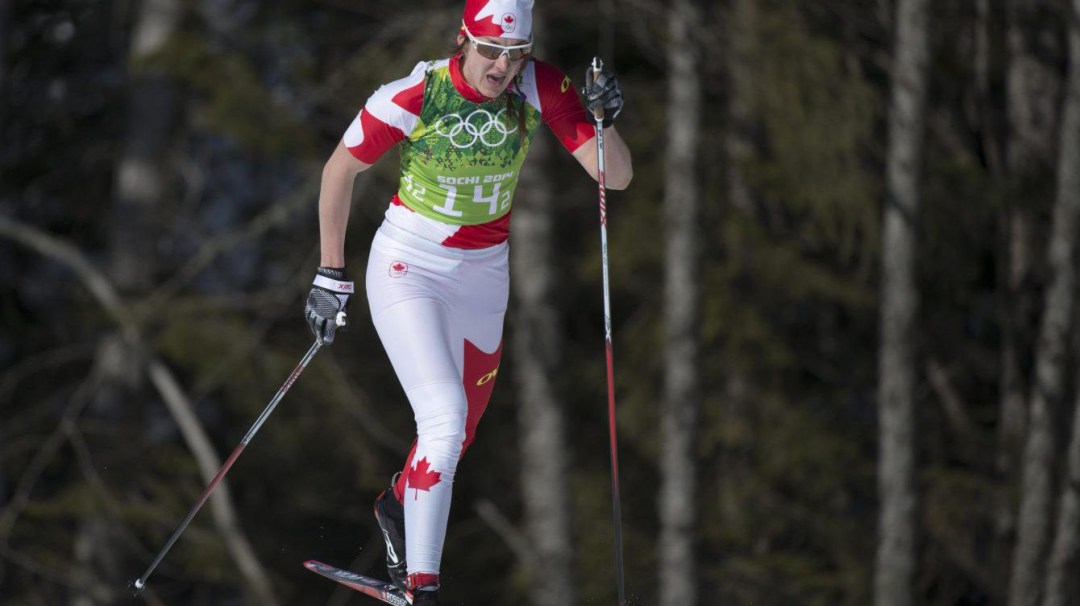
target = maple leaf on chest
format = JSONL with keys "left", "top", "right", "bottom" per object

{"left": 407, "top": 457, "right": 442, "bottom": 500}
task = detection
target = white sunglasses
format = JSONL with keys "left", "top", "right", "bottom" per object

{"left": 463, "top": 26, "right": 533, "bottom": 61}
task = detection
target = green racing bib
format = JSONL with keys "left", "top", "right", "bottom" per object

{"left": 396, "top": 64, "right": 542, "bottom": 225}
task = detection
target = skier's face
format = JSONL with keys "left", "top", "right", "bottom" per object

{"left": 458, "top": 33, "right": 530, "bottom": 98}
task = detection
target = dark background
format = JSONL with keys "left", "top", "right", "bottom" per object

{"left": 1, "top": 0, "right": 1077, "bottom": 604}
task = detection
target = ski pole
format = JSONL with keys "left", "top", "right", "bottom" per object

{"left": 130, "top": 336, "right": 326, "bottom": 595}
{"left": 587, "top": 56, "right": 627, "bottom": 606}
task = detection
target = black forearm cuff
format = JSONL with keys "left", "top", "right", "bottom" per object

{"left": 317, "top": 266, "right": 347, "bottom": 280}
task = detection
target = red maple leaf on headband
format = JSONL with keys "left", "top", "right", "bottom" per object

{"left": 504, "top": 15, "right": 514, "bottom": 24}
{"left": 407, "top": 457, "right": 442, "bottom": 500}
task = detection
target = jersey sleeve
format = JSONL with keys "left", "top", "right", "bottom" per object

{"left": 530, "top": 60, "right": 594, "bottom": 153}
{"left": 343, "top": 62, "right": 428, "bottom": 164}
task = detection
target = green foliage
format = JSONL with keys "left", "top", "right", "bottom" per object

{"left": 141, "top": 31, "right": 317, "bottom": 158}
{"left": 682, "top": 4, "right": 884, "bottom": 604}
{"left": 750, "top": 2, "right": 882, "bottom": 275}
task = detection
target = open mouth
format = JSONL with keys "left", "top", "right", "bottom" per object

{"left": 486, "top": 73, "right": 506, "bottom": 87}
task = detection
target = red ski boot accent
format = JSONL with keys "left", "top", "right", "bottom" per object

{"left": 407, "top": 572, "right": 439, "bottom": 592}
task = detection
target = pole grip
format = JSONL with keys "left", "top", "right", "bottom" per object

{"left": 589, "top": 56, "right": 605, "bottom": 124}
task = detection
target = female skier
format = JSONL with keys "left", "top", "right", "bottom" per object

{"left": 304, "top": 1, "right": 632, "bottom": 603}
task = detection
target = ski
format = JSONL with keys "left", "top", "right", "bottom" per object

{"left": 304, "top": 560, "right": 412, "bottom": 606}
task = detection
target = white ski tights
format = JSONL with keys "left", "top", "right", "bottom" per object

{"left": 365, "top": 221, "right": 507, "bottom": 580}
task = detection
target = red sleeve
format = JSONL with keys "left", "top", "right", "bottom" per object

{"left": 344, "top": 109, "right": 406, "bottom": 164}
{"left": 532, "top": 60, "right": 594, "bottom": 153}
{"left": 343, "top": 65, "right": 427, "bottom": 164}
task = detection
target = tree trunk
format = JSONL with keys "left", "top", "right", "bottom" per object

{"left": 659, "top": 1, "right": 702, "bottom": 605}
{"left": 0, "top": 0, "right": 10, "bottom": 107}
{"left": 511, "top": 112, "right": 576, "bottom": 605}
{"left": 1006, "top": 131, "right": 1080, "bottom": 606}
{"left": 98, "top": 2, "right": 278, "bottom": 602}
{"left": 998, "top": 209, "right": 1031, "bottom": 461}
{"left": 995, "top": 0, "right": 1062, "bottom": 593}
{"left": 874, "top": 1, "right": 930, "bottom": 605}
{"left": 972, "top": 0, "right": 1005, "bottom": 173}
{"left": 1036, "top": 3, "right": 1080, "bottom": 604}
{"left": 724, "top": 0, "right": 757, "bottom": 218}
{"left": 82, "top": 1, "right": 187, "bottom": 603}
{"left": 109, "top": 0, "right": 181, "bottom": 290}
{"left": 999, "top": 0, "right": 1062, "bottom": 457}
{"left": 1005, "top": 0, "right": 1061, "bottom": 174}
{"left": 1007, "top": 10, "right": 1080, "bottom": 599}
{"left": 1045, "top": 383, "right": 1080, "bottom": 606}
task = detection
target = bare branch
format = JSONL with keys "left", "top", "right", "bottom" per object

{"left": 0, "top": 384, "right": 92, "bottom": 548}
{"left": 0, "top": 345, "right": 93, "bottom": 443}
{"left": 143, "top": 170, "right": 329, "bottom": 311}
{"left": 926, "top": 357, "right": 976, "bottom": 440}
{"left": 473, "top": 499, "right": 537, "bottom": 571}
{"left": 0, "top": 343, "right": 93, "bottom": 410}
{"left": 322, "top": 355, "right": 411, "bottom": 453}
{"left": 67, "top": 426, "right": 155, "bottom": 561}
{"left": 0, "top": 215, "right": 278, "bottom": 604}
{"left": 0, "top": 545, "right": 109, "bottom": 600}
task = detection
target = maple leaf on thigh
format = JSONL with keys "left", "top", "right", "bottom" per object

{"left": 408, "top": 456, "right": 442, "bottom": 500}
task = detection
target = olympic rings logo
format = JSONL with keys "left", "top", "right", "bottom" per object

{"left": 434, "top": 109, "right": 511, "bottom": 148}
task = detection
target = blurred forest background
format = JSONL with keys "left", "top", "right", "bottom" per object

{"left": 3, "top": 0, "right": 1080, "bottom": 605}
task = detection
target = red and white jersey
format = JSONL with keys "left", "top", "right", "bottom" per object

{"left": 342, "top": 55, "right": 594, "bottom": 249}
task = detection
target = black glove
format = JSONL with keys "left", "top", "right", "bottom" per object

{"left": 306, "top": 267, "right": 352, "bottom": 344}
{"left": 582, "top": 67, "right": 623, "bottom": 128}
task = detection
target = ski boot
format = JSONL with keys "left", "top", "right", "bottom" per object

{"left": 408, "top": 573, "right": 440, "bottom": 606}
{"left": 373, "top": 472, "right": 407, "bottom": 592}
{"left": 411, "top": 588, "right": 440, "bottom": 605}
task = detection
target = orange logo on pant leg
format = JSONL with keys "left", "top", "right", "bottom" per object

{"left": 476, "top": 368, "right": 499, "bottom": 385}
